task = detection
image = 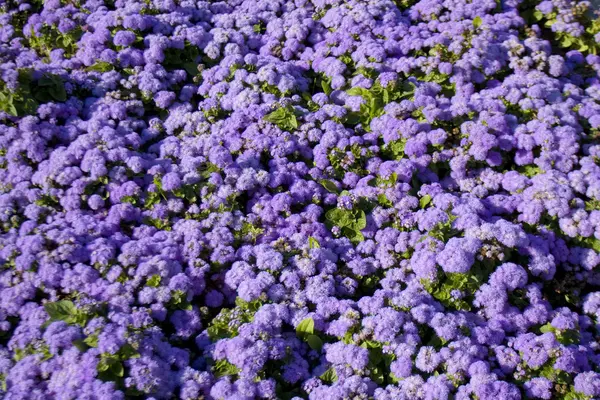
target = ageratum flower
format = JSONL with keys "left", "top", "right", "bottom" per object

{"left": 1, "top": 0, "right": 600, "bottom": 398}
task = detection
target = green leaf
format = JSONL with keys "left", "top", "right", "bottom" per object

{"left": 0, "top": 92, "right": 17, "bottom": 116}
{"left": 72, "top": 339, "right": 88, "bottom": 352}
{"left": 147, "top": 274, "right": 162, "bottom": 287}
{"left": 120, "top": 195, "right": 137, "bottom": 205}
{"left": 362, "top": 340, "right": 384, "bottom": 367}
{"left": 183, "top": 62, "right": 199, "bottom": 76}
{"left": 342, "top": 227, "right": 365, "bottom": 243}
{"left": 37, "top": 76, "right": 55, "bottom": 87}
{"left": 296, "top": 317, "right": 315, "bottom": 338}
{"left": 320, "top": 367, "right": 338, "bottom": 384}
{"left": 13, "top": 348, "right": 26, "bottom": 362}
{"left": 97, "top": 354, "right": 123, "bottom": 381}
{"left": 519, "top": 164, "right": 543, "bottom": 178}
{"left": 319, "top": 179, "right": 339, "bottom": 193}
{"left": 577, "top": 237, "right": 600, "bottom": 252}
{"left": 383, "top": 139, "right": 406, "bottom": 160}
{"left": 420, "top": 195, "right": 432, "bottom": 209}
{"left": 560, "top": 36, "right": 574, "bottom": 48}
{"left": 321, "top": 78, "right": 332, "bottom": 96}
{"left": 144, "top": 192, "right": 161, "bottom": 209}
{"left": 370, "top": 365, "right": 385, "bottom": 384}
{"left": 98, "top": 353, "right": 119, "bottom": 372}
{"left": 532, "top": 10, "right": 544, "bottom": 21}
{"left": 252, "top": 23, "right": 264, "bottom": 33}
{"left": 353, "top": 209, "right": 367, "bottom": 230}
{"left": 44, "top": 300, "right": 77, "bottom": 322}
{"left": 111, "top": 360, "right": 124, "bottom": 377}
{"left": 83, "top": 334, "right": 99, "bottom": 348}
{"left": 308, "top": 236, "right": 320, "bottom": 249}
{"left": 213, "top": 359, "right": 239, "bottom": 378}
{"left": 378, "top": 194, "right": 393, "bottom": 207}
{"left": 264, "top": 105, "right": 299, "bottom": 132}
{"left": 5, "top": 101, "right": 17, "bottom": 116}
{"left": 118, "top": 343, "right": 139, "bottom": 360}
{"left": 86, "top": 62, "right": 114, "bottom": 72}
{"left": 97, "top": 358, "right": 111, "bottom": 372}
{"left": 344, "top": 112, "right": 362, "bottom": 126}
{"left": 557, "top": 329, "right": 580, "bottom": 345}
{"left": 564, "top": 391, "right": 591, "bottom": 400}
{"left": 325, "top": 208, "right": 351, "bottom": 227}
{"left": 306, "top": 334, "right": 323, "bottom": 351}
{"left": 346, "top": 87, "right": 369, "bottom": 97}
{"left": 18, "top": 97, "right": 38, "bottom": 116}
{"left": 473, "top": 16, "right": 482, "bottom": 29}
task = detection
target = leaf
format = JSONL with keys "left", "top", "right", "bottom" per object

{"left": 560, "top": 36, "right": 574, "bottom": 48}
{"left": 382, "top": 88, "right": 390, "bottom": 104}
{"left": 264, "top": 107, "right": 287, "bottom": 122}
{"left": 383, "top": 139, "right": 406, "bottom": 160}
{"left": 319, "top": 179, "right": 339, "bottom": 193}
{"left": 120, "top": 196, "right": 137, "bottom": 205}
{"left": 0, "top": 92, "right": 17, "bottom": 116}
{"left": 111, "top": 361, "right": 124, "bottom": 377}
{"left": 119, "top": 343, "right": 139, "bottom": 360}
{"left": 97, "top": 359, "right": 111, "bottom": 372}
{"left": 83, "top": 334, "right": 99, "bottom": 348}
{"left": 213, "top": 359, "right": 239, "bottom": 378}
{"left": 183, "top": 62, "right": 199, "bottom": 76}
{"left": 97, "top": 354, "right": 118, "bottom": 372}
{"left": 420, "top": 195, "right": 432, "bottom": 209}
{"left": 473, "top": 16, "right": 482, "bottom": 29}
{"left": 97, "top": 353, "right": 125, "bottom": 381}
{"left": 370, "top": 365, "right": 385, "bottom": 384}
{"left": 344, "top": 112, "right": 362, "bottom": 125}
{"left": 147, "top": 274, "right": 162, "bottom": 287}
{"left": 308, "top": 236, "right": 320, "bottom": 249}
{"left": 86, "top": 62, "right": 114, "bottom": 72}
{"left": 347, "top": 87, "right": 368, "bottom": 97}
{"left": 564, "top": 391, "right": 591, "bottom": 400}
{"left": 296, "top": 317, "right": 315, "bottom": 338}
{"left": 72, "top": 339, "right": 88, "bottom": 352}
{"left": 44, "top": 300, "right": 77, "bottom": 322}
{"left": 320, "top": 367, "right": 338, "bottom": 384}
{"left": 321, "top": 78, "right": 332, "bottom": 95}
{"left": 38, "top": 76, "right": 55, "bottom": 87}
{"left": 264, "top": 106, "right": 299, "bottom": 132}
{"left": 579, "top": 237, "right": 600, "bottom": 252}
{"left": 306, "top": 334, "right": 323, "bottom": 351}
{"left": 557, "top": 329, "right": 580, "bottom": 346}
{"left": 325, "top": 208, "right": 350, "bottom": 227}
{"left": 519, "top": 164, "right": 542, "bottom": 178}
{"left": 343, "top": 227, "right": 365, "bottom": 243}
{"left": 5, "top": 102, "right": 17, "bottom": 116}
{"left": 353, "top": 209, "right": 367, "bottom": 230}
{"left": 378, "top": 193, "right": 393, "bottom": 207}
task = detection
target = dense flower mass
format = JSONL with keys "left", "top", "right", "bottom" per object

{"left": 1, "top": 0, "right": 600, "bottom": 398}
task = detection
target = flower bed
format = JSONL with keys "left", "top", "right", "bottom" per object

{"left": 1, "top": 0, "right": 600, "bottom": 399}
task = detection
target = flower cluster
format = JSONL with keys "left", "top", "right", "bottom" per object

{"left": 0, "top": 0, "right": 600, "bottom": 399}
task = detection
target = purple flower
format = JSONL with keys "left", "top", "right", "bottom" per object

{"left": 574, "top": 372, "right": 600, "bottom": 397}
{"left": 161, "top": 172, "right": 182, "bottom": 191}
{"left": 113, "top": 31, "right": 136, "bottom": 47}
{"left": 524, "top": 377, "right": 553, "bottom": 399}
{"left": 436, "top": 237, "right": 481, "bottom": 273}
